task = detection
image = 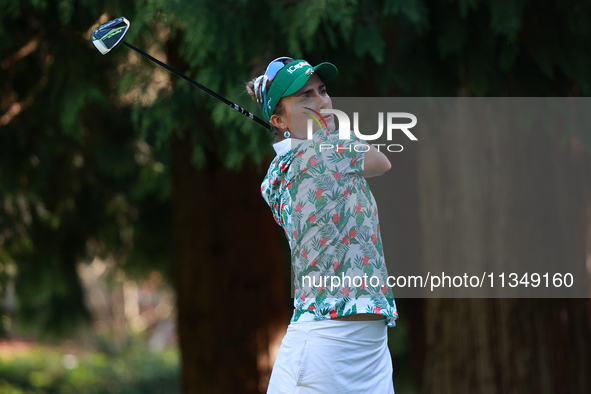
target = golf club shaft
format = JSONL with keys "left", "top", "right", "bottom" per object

{"left": 122, "top": 42, "right": 270, "bottom": 130}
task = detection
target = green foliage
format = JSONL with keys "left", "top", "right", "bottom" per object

{"left": 487, "top": 0, "right": 525, "bottom": 41}
{"left": 0, "top": 0, "right": 172, "bottom": 337}
{"left": 383, "top": 0, "right": 430, "bottom": 32}
{"left": 0, "top": 339, "right": 180, "bottom": 394}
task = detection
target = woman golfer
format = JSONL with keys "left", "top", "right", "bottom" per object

{"left": 246, "top": 57, "right": 398, "bottom": 393}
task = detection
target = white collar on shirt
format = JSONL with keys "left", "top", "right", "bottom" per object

{"left": 272, "top": 137, "right": 305, "bottom": 156}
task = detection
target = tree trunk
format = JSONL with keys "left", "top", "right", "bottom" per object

{"left": 171, "top": 125, "right": 291, "bottom": 393}
{"left": 418, "top": 99, "right": 591, "bottom": 393}
{"left": 383, "top": 135, "right": 426, "bottom": 386}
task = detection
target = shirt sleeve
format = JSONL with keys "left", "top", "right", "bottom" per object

{"left": 320, "top": 133, "right": 367, "bottom": 175}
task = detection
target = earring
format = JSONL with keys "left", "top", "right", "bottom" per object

{"left": 284, "top": 130, "right": 290, "bottom": 138}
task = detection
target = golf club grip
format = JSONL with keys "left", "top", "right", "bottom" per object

{"left": 122, "top": 42, "right": 271, "bottom": 130}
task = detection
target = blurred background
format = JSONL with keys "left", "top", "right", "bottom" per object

{"left": 1, "top": 0, "right": 590, "bottom": 393}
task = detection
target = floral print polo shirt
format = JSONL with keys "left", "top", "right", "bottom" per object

{"left": 261, "top": 128, "right": 398, "bottom": 328}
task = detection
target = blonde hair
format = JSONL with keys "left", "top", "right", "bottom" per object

{"left": 245, "top": 57, "right": 294, "bottom": 144}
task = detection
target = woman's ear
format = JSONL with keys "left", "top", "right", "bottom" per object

{"left": 270, "top": 114, "right": 286, "bottom": 130}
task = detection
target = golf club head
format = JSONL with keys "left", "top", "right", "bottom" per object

{"left": 91, "top": 17, "right": 130, "bottom": 55}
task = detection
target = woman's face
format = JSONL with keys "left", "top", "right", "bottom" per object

{"left": 271, "top": 74, "right": 335, "bottom": 139}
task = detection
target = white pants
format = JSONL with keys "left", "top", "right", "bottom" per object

{"left": 266, "top": 319, "right": 395, "bottom": 394}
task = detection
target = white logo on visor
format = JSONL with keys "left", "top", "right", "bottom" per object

{"left": 287, "top": 61, "right": 311, "bottom": 74}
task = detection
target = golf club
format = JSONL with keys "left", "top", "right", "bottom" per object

{"left": 91, "top": 17, "right": 271, "bottom": 130}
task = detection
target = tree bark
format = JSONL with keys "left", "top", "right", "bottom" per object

{"left": 171, "top": 125, "right": 291, "bottom": 393}
{"left": 383, "top": 134, "right": 426, "bottom": 386}
{"left": 418, "top": 99, "right": 591, "bottom": 393}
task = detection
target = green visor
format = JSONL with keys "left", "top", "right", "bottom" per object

{"left": 264, "top": 60, "right": 338, "bottom": 122}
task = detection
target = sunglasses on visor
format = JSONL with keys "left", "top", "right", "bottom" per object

{"left": 264, "top": 57, "right": 292, "bottom": 81}
{"left": 259, "top": 57, "right": 291, "bottom": 119}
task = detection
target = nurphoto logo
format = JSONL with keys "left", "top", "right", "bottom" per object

{"left": 304, "top": 107, "right": 418, "bottom": 153}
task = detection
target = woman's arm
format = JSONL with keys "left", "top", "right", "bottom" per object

{"left": 362, "top": 144, "right": 391, "bottom": 178}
